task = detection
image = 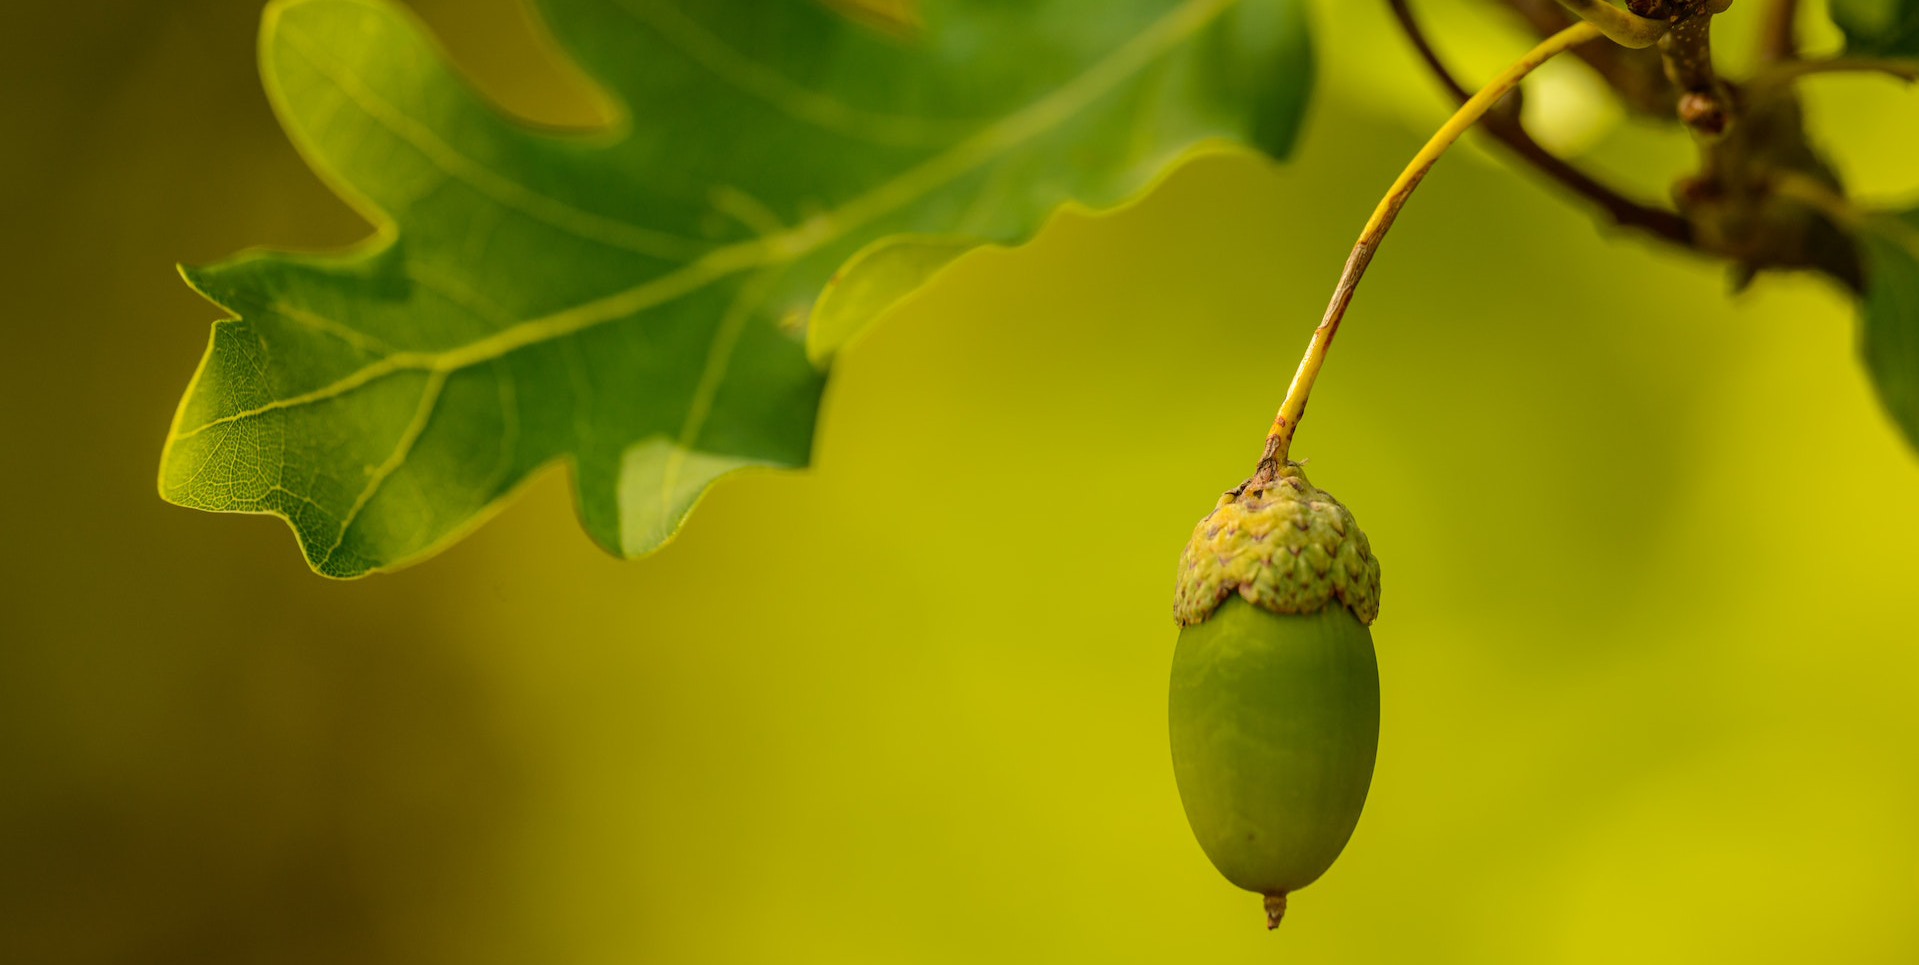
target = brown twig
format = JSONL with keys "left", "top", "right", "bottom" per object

{"left": 1660, "top": 7, "right": 1734, "bottom": 136}
{"left": 1759, "top": 0, "right": 1800, "bottom": 63}
{"left": 1386, "top": 0, "right": 1695, "bottom": 247}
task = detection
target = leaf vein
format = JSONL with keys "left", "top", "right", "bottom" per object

{"left": 278, "top": 24, "right": 709, "bottom": 261}
{"left": 615, "top": 0, "right": 975, "bottom": 147}
{"left": 276, "top": 302, "right": 399, "bottom": 355}
{"left": 660, "top": 269, "right": 780, "bottom": 516}
{"left": 319, "top": 369, "right": 448, "bottom": 568}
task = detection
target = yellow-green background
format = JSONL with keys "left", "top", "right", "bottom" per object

{"left": 4, "top": 1, "right": 1915, "bottom": 961}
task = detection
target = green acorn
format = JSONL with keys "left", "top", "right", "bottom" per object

{"left": 1169, "top": 465, "right": 1381, "bottom": 929}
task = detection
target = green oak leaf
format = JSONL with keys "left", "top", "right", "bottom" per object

{"left": 1829, "top": 0, "right": 1919, "bottom": 55}
{"left": 1857, "top": 209, "right": 1919, "bottom": 451}
{"left": 160, "top": 0, "right": 1313, "bottom": 577}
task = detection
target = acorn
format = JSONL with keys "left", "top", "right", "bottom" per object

{"left": 1169, "top": 465, "right": 1381, "bottom": 929}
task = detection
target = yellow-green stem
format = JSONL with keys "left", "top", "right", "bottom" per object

{"left": 1553, "top": 0, "right": 1668, "bottom": 48}
{"left": 1253, "top": 21, "right": 1602, "bottom": 482}
{"left": 1746, "top": 56, "right": 1919, "bottom": 96}
{"left": 1768, "top": 170, "right": 1861, "bottom": 228}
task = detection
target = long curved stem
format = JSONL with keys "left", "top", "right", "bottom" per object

{"left": 1388, "top": 0, "right": 1693, "bottom": 245}
{"left": 1253, "top": 21, "right": 1602, "bottom": 482}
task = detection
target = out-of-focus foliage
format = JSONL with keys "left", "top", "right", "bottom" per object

{"left": 157, "top": 0, "right": 1312, "bottom": 577}
{"left": 1828, "top": 0, "right": 1919, "bottom": 53}
{"left": 5, "top": 1, "right": 1919, "bottom": 963}
{"left": 1857, "top": 210, "right": 1919, "bottom": 449}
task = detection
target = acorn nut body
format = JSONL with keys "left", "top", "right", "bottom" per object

{"left": 1169, "top": 468, "right": 1381, "bottom": 929}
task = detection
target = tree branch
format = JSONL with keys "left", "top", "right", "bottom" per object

{"left": 1659, "top": 7, "right": 1734, "bottom": 136}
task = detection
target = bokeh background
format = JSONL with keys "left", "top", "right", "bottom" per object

{"left": 4, "top": 0, "right": 1917, "bottom": 961}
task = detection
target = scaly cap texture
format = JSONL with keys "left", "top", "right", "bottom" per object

{"left": 1174, "top": 467, "right": 1380, "bottom": 627}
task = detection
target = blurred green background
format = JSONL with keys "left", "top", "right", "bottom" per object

{"left": 4, "top": 0, "right": 1917, "bottom": 961}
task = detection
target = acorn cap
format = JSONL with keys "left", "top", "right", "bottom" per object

{"left": 1174, "top": 466, "right": 1381, "bottom": 627}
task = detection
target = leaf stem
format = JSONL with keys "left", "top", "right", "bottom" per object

{"left": 1767, "top": 170, "right": 1860, "bottom": 228}
{"left": 1253, "top": 21, "right": 1602, "bottom": 482}
{"left": 1746, "top": 56, "right": 1919, "bottom": 94}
